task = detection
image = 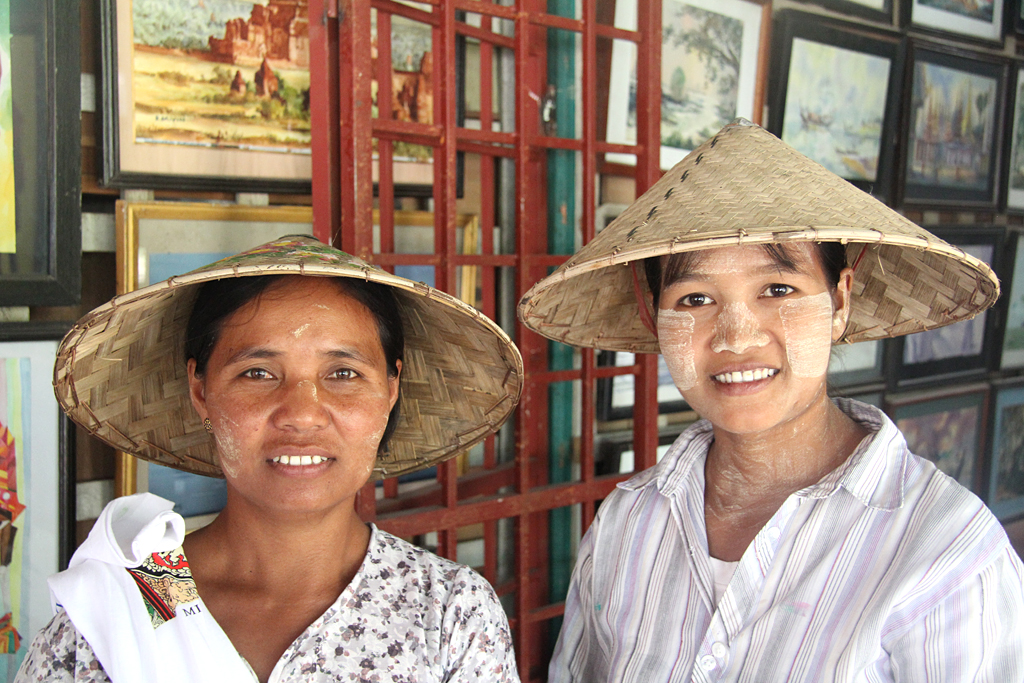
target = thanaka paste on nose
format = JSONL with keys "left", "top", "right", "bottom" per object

{"left": 712, "top": 302, "right": 770, "bottom": 354}
{"left": 658, "top": 308, "right": 698, "bottom": 390}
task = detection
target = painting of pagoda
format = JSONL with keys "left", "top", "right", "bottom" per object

{"left": 908, "top": 60, "right": 997, "bottom": 191}
{"left": 129, "top": 0, "right": 311, "bottom": 153}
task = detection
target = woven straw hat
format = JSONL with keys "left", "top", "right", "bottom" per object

{"left": 519, "top": 120, "right": 999, "bottom": 353}
{"left": 54, "top": 236, "right": 523, "bottom": 479}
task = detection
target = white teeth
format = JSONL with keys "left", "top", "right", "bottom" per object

{"left": 714, "top": 368, "right": 777, "bottom": 384}
{"left": 272, "top": 455, "right": 327, "bottom": 466}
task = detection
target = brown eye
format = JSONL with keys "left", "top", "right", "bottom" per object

{"left": 678, "top": 293, "right": 713, "bottom": 307}
{"left": 765, "top": 284, "right": 794, "bottom": 298}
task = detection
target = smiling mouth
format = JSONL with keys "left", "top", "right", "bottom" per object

{"left": 713, "top": 368, "right": 779, "bottom": 384}
{"left": 272, "top": 455, "right": 329, "bottom": 466}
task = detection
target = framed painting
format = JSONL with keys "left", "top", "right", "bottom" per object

{"left": 100, "top": 0, "right": 313, "bottom": 192}
{"left": 0, "top": 0, "right": 80, "bottom": 306}
{"left": 1001, "top": 230, "right": 1024, "bottom": 368}
{"left": 987, "top": 380, "right": 1024, "bottom": 519}
{"left": 768, "top": 13, "right": 903, "bottom": 203}
{"left": 828, "top": 339, "right": 884, "bottom": 387}
{"left": 904, "top": 0, "right": 1005, "bottom": 43}
{"left": 1004, "top": 65, "right": 1024, "bottom": 212}
{"left": 886, "top": 384, "right": 988, "bottom": 494}
{"left": 605, "top": 0, "right": 769, "bottom": 169}
{"left": 793, "top": 0, "right": 893, "bottom": 23}
{"left": 597, "top": 352, "right": 688, "bottom": 421}
{"left": 894, "top": 227, "right": 1003, "bottom": 384}
{"left": 115, "top": 201, "right": 313, "bottom": 526}
{"left": 0, "top": 324, "right": 75, "bottom": 676}
{"left": 901, "top": 44, "right": 1008, "bottom": 208}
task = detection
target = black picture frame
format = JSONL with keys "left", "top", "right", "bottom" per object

{"left": 596, "top": 351, "right": 689, "bottom": 422}
{"left": 1013, "top": 0, "right": 1024, "bottom": 35}
{"left": 892, "top": 227, "right": 1003, "bottom": 385}
{"left": 0, "top": 0, "right": 81, "bottom": 306}
{"left": 987, "top": 378, "right": 1024, "bottom": 520}
{"left": 595, "top": 426, "right": 692, "bottom": 476}
{"left": 1002, "top": 63, "right": 1024, "bottom": 213}
{"left": 885, "top": 383, "right": 989, "bottom": 495}
{"left": 903, "top": 0, "right": 1006, "bottom": 44}
{"left": 769, "top": 12, "right": 903, "bottom": 203}
{"left": 1000, "top": 229, "right": 1024, "bottom": 369}
{"left": 899, "top": 43, "right": 1008, "bottom": 209}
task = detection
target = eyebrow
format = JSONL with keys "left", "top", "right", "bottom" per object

{"left": 224, "top": 347, "right": 373, "bottom": 366}
{"left": 664, "top": 257, "right": 810, "bottom": 288}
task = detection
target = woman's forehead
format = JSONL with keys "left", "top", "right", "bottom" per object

{"left": 663, "top": 243, "right": 818, "bottom": 282}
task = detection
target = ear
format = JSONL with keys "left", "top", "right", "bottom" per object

{"left": 187, "top": 359, "right": 209, "bottom": 422}
{"left": 388, "top": 359, "right": 402, "bottom": 412}
{"left": 831, "top": 267, "right": 855, "bottom": 343}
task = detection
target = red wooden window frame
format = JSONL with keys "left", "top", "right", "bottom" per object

{"left": 309, "top": 1, "right": 663, "bottom": 677}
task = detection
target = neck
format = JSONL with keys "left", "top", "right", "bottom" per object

{"left": 705, "top": 391, "right": 867, "bottom": 511}
{"left": 183, "top": 492, "right": 370, "bottom": 596}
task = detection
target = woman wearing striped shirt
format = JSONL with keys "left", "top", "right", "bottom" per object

{"left": 519, "top": 121, "right": 1024, "bottom": 682}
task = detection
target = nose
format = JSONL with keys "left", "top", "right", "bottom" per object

{"left": 711, "top": 302, "right": 769, "bottom": 354}
{"left": 274, "top": 379, "right": 329, "bottom": 431}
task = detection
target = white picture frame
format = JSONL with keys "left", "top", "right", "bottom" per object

{"left": 605, "top": 0, "right": 767, "bottom": 169}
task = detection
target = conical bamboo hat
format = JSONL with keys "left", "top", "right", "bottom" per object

{"left": 519, "top": 120, "right": 998, "bottom": 353}
{"left": 55, "top": 236, "right": 523, "bottom": 479}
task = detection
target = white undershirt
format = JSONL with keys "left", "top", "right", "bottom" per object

{"left": 709, "top": 556, "right": 739, "bottom": 606}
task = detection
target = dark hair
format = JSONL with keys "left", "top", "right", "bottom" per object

{"left": 643, "top": 242, "right": 847, "bottom": 309}
{"left": 185, "top": 275, "right": 405, "bottom": 456}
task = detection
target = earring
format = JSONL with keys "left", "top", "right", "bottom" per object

{"left": 203, "top": 418, "right": 213, "bottom": 434}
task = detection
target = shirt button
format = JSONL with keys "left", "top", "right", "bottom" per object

{"left": 712, "top": 642, "right": 728, "bottom": 659}
{"left": 700, "top": 655, "right": 717, "bottom": 671}
{"left": 767, "top": 527, "right": 781, "bottom": 540}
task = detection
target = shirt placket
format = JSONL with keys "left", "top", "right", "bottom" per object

{"left": 690, "top": 496, "right": 801, "bottom": 682}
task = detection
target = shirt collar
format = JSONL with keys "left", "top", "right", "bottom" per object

{"left": 618, "top": 398, "right": 908, "bottom": 512}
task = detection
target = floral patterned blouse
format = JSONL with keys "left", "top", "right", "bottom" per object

{"left": 15, "top": 525, "right": 520, "bottom": 683}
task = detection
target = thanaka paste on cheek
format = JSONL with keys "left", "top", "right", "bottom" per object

{"left": 712, "top": 302, "right": 770, "bottom": 354}
{"left": 212, "top": 416, "right": 243, "bottom": 478}
{"left": 658, "top": 308, "right": 698, "bottom": 390}
{"left": 779, "top": 292, "right": 833, "bottom": 377}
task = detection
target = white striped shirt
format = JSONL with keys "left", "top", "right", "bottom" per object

{"left": 549, "top": 399, "right": 1024, "bottom": 682}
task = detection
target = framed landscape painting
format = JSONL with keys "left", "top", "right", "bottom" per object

{"left": 1005, "top": 65, "right": 1024, "bottom": 211}
{"left": 770, "top": 13, "right": 902, "bottom": 203}
{"left": 905, "top": 0, "right": 1004, "bottom": 43}
{"left": 886, "top": 385, "right": 988, "bottom": 493}
{"left": 894, "top": 228, "right": 1002, "bottom": 383}
{"left": 606, "top": 0, "right": 769, "bottom": 168}
{"left": 100, "top": 0, "right": 313, "bottom": 192}
{"left": 901, "top": 44, "right": 1007, "bottom": 208}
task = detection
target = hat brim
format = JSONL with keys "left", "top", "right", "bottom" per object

{"left": 518, "top": 121, "right": 1000, "bottom": 352}
{"left": 55, "top": 245, "right": 523, "bottom": 479}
